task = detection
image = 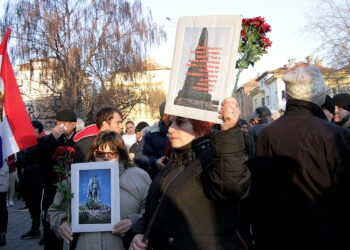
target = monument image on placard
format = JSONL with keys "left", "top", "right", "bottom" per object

{"left": 71, "top": 161, "right": 120, "bottom": 233}
{"left": 78, "top": 169, "right": 111, "bottom": 224}
{"left": 165, "top": 16, "right": 242, "bottom": 123}
{"left": 174, "top": 27, "right": 219, "bottom": 111}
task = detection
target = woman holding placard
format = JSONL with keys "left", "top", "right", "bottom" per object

{"left": 48, "top": 131, "right": 151, "bottom": 250}
{"left": 130, "top": 98, "right": 250, "bottom": 250}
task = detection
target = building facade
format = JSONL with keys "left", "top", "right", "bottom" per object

{"left": 237, "top": 56, "right": 350, "bottom": 119}
{"left": 113, "top": 58, "right": 170, "bottom": 126}
{"left": 16, "top": 57, "right": 171, "bottom": 129}
{"left": 16, "top": 58, "right": 60, "bottom": 128}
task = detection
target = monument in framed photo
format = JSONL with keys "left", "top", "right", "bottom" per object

{"left": 71, "top": 161, "right": 120, "bottom": 232}
{"left": 165, "top": 15, "right": 242, "bottom": 123}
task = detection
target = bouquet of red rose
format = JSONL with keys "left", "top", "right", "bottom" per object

{"left": 52, "top": 146, "right": 75, "bottom": 219}
{"left": 233, "top": 16, "right": 272, "bottom": 94}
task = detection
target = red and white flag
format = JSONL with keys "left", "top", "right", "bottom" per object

{"left": 0, "top": 28, "right": 37, "bottom": 167}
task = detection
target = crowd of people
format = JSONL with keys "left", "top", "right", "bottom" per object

{"left": 0, "top": 64, "right": 350, "bottom": 250}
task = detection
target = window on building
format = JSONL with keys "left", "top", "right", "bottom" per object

{"left": 282, "top": 90, "right": 286, "bottom": 100}
{"left": 260, "top": 80, "right": 264, "bottom": 88}
{"left": 261, "top": 97, "right": 265, "bottom": 106}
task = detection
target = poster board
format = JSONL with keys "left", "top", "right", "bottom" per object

{"left": 71, "top": 161, "right": 120, "bottom": 232}
{"left": 165, "top": 15, "right": 242, "bottom": 123}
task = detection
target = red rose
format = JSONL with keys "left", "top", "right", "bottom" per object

{"left": 260, "top": 37, "right": 272, "bottom": 49}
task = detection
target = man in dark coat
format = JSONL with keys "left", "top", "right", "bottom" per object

{"left": 42, "top": 110, "right": 77, "bottom": 249}
{"left": 16, "top": 110, "right": 77, "bottom": 249}
{"left": 333, "top": 92, "right": 350, "bottom": 128}
{"left": 245, "top": 106, "right": 273, "bottom": 159}
{"left": 129, "top": 121, "right": 149, "bottom": 159}
{"left": 251, "top": 66, "right": 350, "bottom": 250}
{"left": 16, "top": 121, "right": 46, "bottom": 241}
{"left": 134, "top": 102, "right": 169, "bottom": 179}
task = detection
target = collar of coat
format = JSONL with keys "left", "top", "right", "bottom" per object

{"left": 73, "top": 124, "right": 99, "bottom": 142}
{"left": 169, "top": 136, "right": 210, "bottom": 167}
{"left": 285, "top": 99, "right": 328, "bottom": 120}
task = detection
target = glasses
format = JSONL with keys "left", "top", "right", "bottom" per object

{"left": 94, "top": 151, "right": 118, "bottom": 159}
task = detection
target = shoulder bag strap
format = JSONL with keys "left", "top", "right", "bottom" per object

{"left": 142, "top": 166, "right": 184, "bottom": 242}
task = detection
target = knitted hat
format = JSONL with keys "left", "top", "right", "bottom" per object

{"left": 282, "top": 66, "right": 327, "bottom": 106}
{"left": 135, "top": 121, "right": 149, "bottom": 132}
{"left": 56, "top": 109, "right": 77, "bottom": 122}
{"left": 321, "top": 95, "right": 335, "bottom": 115}
{"left": 332, "top": 93, "right": 350, "bottom": 112}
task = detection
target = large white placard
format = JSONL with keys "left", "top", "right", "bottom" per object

{"left": 165, "top": 15, "right": 242, "bottom": 123}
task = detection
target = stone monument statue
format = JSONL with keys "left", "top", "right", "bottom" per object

{"left": 174, "top": 27, "right": 219, "bottom": 111}
{"left": 87, "top": 176, "right": 100, "bottom": 202}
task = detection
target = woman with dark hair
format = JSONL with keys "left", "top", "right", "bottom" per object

{"left": 48, "top": 131, "right": 151, "bottom": 250}
{"left": 130, "top": 98, "right": 250, "bottom": 250}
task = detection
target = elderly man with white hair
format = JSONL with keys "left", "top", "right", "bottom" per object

{"left": 250, "top": 66, "right": 350, "bottom": 250}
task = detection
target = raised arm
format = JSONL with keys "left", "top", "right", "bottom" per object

{"left": 203, "top": 97, "right": 250, "bottom": 200}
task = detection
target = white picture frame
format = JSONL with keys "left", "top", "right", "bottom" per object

{"left": 165, "top": 15, "right": 242, "bottom": 124}
{"left": 71, "top": 161, "right": 120, "bottom": 233}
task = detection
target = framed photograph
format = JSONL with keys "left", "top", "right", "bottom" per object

{"left": 165, "top": 15, "right": 242, "bottom": 123}
{"left": 71, "top": 161, "right": 120, "bottom": 233}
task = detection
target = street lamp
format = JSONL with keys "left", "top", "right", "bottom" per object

{"left": 166, "top": 17, "right": 176, "bottom": 24}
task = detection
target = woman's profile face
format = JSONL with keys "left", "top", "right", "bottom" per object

{"left": 93, "top": 144, "right": 119, "bottom": 162}
{"left": 168, "top": 116, "right": 198, "bottom": 148}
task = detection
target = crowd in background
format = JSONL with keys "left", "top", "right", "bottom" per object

{"left": 0, "top": 65, "right": 350, "bottom": 250}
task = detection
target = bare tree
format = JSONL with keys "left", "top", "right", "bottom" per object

{"left": 304, "top": 0, "right": 350, "bottom": 68}
{"left": 0, "top": 0, "right": 166, "bottom": 120}
{"left": 145, "top": 87, "right": 166, "bottom": 118}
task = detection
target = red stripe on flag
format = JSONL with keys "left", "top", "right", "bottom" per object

{"left": 1, "top": 28, "right": 37, "bottom": 150}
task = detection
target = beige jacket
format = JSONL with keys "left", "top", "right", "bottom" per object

{"left": 48, "top": 164, "right": 151, "bottom": 250}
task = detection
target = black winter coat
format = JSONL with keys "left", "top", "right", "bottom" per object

{"left": 133, "top": 125, "right": 250, "bottom": 250}
{"left": 134, "top": 121, "right": 169, "bottom": 179}
{"left": 251, "top": 99, "right": 350, "bottom": 250}
{"left": 74, "top": 135, "right": 96, "bottom": 162}
{"left": 17, "top": 132, "right": 76, "bottom": 210}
